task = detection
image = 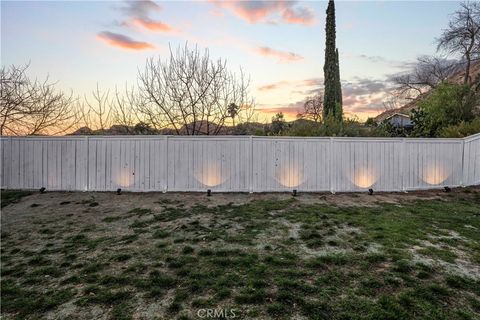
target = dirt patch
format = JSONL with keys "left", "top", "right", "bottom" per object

{"left": 410, "top": 235, "right": 480, "bottom": 280}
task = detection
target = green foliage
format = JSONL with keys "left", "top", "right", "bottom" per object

{"left": 412, "top": 83, "right": 476, "bottom": 137}
{"left": 323, "top": 0, "right": 342, "bottom": 121}
{"left": 270, "top": 112, "right": 287, "bottom": 135}
{"left": 286, "top": 119, "right": 322, "bottom": 136}
{"left": 373, "top": 121, "right": 412, "bottom": 137}
{"left": 286, "top": 116, "right": 374, "bottom": 137}
{"left": 364, "top": 117, "right": 377, "bottom": 127}
{"left": 133, "top": 122, "right": 156, "bottom": 135}
{"left": 439, "top": 117, "right": 480, "bottom": 137}
{"left": 254, "top": 128, "right": 266, "bottom": 136}
{"left": 335, "top": 50, "right": 343, "bottom": 109}
{"left": 320, "top": 116, "right": 369, "bottom": 136}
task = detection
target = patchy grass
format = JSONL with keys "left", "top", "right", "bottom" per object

{"left": 1, "top": 190, "right": 32, "bottom": 208}
{"left": 1, "top": 188, "right": 479, "bottom": 319}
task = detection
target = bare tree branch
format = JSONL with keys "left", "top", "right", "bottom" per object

{"left": 133, "top": 43, "right": 256, "bottom": 135}
{"left": 390, "top": 55, "right": 460, "bottom": 99}
{"left": 1, "top": 64, "right": 78, "bottom": 136}
{"left": 298, "top": 93, "right": 323, "bottom": 123}
{"left": 437, "top": 1, "right": 480, "bottom": 84}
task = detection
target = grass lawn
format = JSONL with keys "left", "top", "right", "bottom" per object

{"left": 1, "top": 188, "right": 480, "bottom": 319}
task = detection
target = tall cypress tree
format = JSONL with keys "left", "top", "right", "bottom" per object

{"left": 323, "top": 0, "right": 342, "bottom": 121}
{"left": 335, "top": 48, "right": 342, "bottom": 116}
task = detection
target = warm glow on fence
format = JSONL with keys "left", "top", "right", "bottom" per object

{"left": 350, "top": 166, "right": 378, "bottom": 188}
{"left": 275, "top": 166, "right": 305, "bottom": 188}
{"left": 194, "top": 163, "right": 228, "bottom": 187}
{"left": 115, "top": 170, "right": 133, "bottom": 188}
{"left": 421, "top": 163, "right": 450, "bottom": 185}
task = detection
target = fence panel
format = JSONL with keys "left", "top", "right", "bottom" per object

{"left": 251, "top": 138, "right": 330, "bottom": 192}
{"left": 404, "top": 139, "right": 464, "bottom": 190}
{"left": 167, "top": 137, "right": 250, "bottom": 192}
{"left": 331, "top": 138, "right": 404, "bottom": 192}
{"left": 1, "top": 135, "right": 478, "bottom": 192}
{"left": 86, "top": 137, "right": 167, "bottom": 191}
{"left": 463, "top": 134, "right": 480, "bottom": 186}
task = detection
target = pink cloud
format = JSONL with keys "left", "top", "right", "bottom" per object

{"left": 210, "top": 1, "right": 315, "bottom": 25}
{"left": 120, "top": 0, "right": 161, "bottom": 18}
{"left": 119, "top": 0, "right": 177, "bottom": 33}
{"left": 258, "top": 78, "right": 321, "bottom": 91}
{"left": 97, "top": 31, "right": 154, "bottom": 50}
{"left": 254, "top": 46, "right": 303, "bottom": 63}
{"left": 282, "top": 6, "right": 315, "bottom": 25}
{"left": 300, "top": 78, "right": 322, "bottom": 86}
{"left": 258, "top": 81, "right": 290, "bottom": 91}
{"left": 129, "top": 18, "right": 174, "bottom": 32}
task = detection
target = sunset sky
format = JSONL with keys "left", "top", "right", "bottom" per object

{"left": 1, "top": 0, "right": 462, "bottom": 122}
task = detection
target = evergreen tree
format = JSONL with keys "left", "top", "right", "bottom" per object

{"left": 323, "top": 0, "right": 342, "bottom": 121}
{"left": 335, "top": 48, "right": 342, "bottom": 109}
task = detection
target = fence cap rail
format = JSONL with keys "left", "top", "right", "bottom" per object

{"left": 0, "top": 134, "right": 478, "bottom": 141}
{"left": 464, "top": 132, "right": 480, "bottom": 142}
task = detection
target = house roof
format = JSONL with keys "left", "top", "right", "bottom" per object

{"left": 374, "top": 93, "right": 427, "bottom": 123}
{"left": 385, "top": 113, "right": 411, "bottom": 120}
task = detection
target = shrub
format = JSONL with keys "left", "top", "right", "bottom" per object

{"left": 439, "top": 117, "right": 480, "bottom": 137}
{"left": 412, "top": 83, "right": 476, "bottom": 137}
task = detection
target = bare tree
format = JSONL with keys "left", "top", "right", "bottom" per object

{"left": 80, "top": 84, "right": 113, "bottom": 131}
{"left": 298, "top": 93, "right": 323, "bottom": 122}
{"left": 1, "top": 64, "right": 77, "bottom": 135}
{"left": 134, "top": 43, "right": 256, "bottom": 135}
{"left": 437, "top": 1, "right": 480, "bottom": 84}
{"left": 382, "top": 93, "right": 404, "bottom": 111}
{"left": 391, "top": 56, "right": 460, "bottom": 99}
{"left": 111, "top": 85, "right": 141, "bottom": 133}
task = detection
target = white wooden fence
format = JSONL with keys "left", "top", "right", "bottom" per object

{"left": 1, "top": 134, "right": 479, "bottom": 193}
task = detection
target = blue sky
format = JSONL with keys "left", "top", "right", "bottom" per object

{"left": 1, "top": 1, "right": 462, "bottom": 121}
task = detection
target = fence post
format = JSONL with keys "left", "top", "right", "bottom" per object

{"left": 85, "top": 136, "right": 89, "bottom": 191}
{"left": 4, "top": 136, "right": 12, "bottom": 189}
{"left": 8, "top": 136, "right": 12, "bottom": 189}
{"left": 249, "top": 135, "right": 253, "bottom": 193}
{"left": 163, "top": 135, "right": 169, "bottom": 193}
{"left": 460, "top": 138, "right": 465, "bottom": 187}
{"left": 329, "top": 137, "right": 335, "bottom": 194}
{"left": 401, "top": 138, "right": 406, "bottom": 192}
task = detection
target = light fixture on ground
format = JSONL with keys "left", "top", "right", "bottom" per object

{"left": 368, "top": 188, "right": 374, "bottom": 195}
{"left": 444, "top": 186, "right": 451, "bottom": 193}
{"left": 292, "top": 189, "right": 297, "bottom": 197}
{"left": 207, "top": 189, "right": 212, "bottom": 197}
{"left": 116, "top": 188, "right": 122, "bottom": 195}
{"left": 40, "top": 187, "right": 46, "bottom": 194}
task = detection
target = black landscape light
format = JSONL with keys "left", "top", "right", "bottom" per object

{"left": 117, "top": 188, "right": 122, "bottom": 195}
{"left": 40, "top": 187, "right": 46, "bottom": 194}
{"left": 368, "top": 188, "right": 374, "bottom": 196}
{"left": 292, "top": 189, "right": 297, "bottom": 197}
{"left": 444, "top": 186, "right": 451, "bottom": 193}
{"left": 207, "top": 189, "right": 212, "bottom": 197}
